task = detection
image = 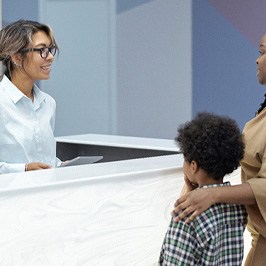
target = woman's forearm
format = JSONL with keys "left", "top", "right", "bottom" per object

{"left": 213, "top": 182, "right": 256, "bottom": 205}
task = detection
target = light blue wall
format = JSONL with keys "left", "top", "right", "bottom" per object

{"left": 116, "top": 0, "right": 192, "bottom": 138}
{"left": 39, "top": 0, "right": 117, "bottom": 137}
{"left": 3, "top": 0, "right": 38, "bottom": 26}
{"left": 116, "top": 0, "right": 154, "bottom": 14}
{"left": 192, "top": 1, "right": 262, "bottom": 130}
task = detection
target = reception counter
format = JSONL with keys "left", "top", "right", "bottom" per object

{"left": 56, "top": 134, "right": 179, "bottom": 162}
{"left": 0, "top": 154, "right": 183, "bottom": 265}
{"left": 0, "top": 153, "right": 250, "bottom": 265}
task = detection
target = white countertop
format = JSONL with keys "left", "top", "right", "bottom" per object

{"left": 0, "top": 154, "right": 183, "bottom": 193}
{"left": 0, "top": 155, "right": 182, "bottom": 265}
{"left": 0, "top": 154, "right": 249, "bottom": 265}
{"left": 56, "top": 133, "right": 179, "bottom": 152}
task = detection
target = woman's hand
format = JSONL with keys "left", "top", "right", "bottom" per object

{"left": 26, "top": 162, "right": 52, "bottom": 171}
{"left": 172, "top": 187, "right": 215, "bottom": 223}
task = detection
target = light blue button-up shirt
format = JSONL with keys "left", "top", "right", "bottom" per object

{"left": 0, "top": 75, "right": 60, "bottom": 174}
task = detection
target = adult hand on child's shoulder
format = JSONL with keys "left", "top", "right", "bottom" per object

{"left": 172, "top": 187, "right": 215, "bottom": 223}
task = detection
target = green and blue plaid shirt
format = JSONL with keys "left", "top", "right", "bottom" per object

{"left": 159, "top": 182, "right": 247, "bottom": 266}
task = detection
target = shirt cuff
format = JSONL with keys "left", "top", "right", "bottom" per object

{"left": 8, "top": 163, "right": 26, "bottom": 173}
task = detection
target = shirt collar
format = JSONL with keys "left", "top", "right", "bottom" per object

{"left": 33, "top": 84, "right": 45, "bottom": 109}
{"left": 1, "top": 75, "right": 45, "bottom": 107}
{"left": 199, "top": 181, "right": 230, "bottom": 189}
{"left": 1, "top": 75, "right": 24, "bottom": 104}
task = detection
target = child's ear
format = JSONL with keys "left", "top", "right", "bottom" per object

{"left": 190, "top": 160, "right": 199, "bottom": 174}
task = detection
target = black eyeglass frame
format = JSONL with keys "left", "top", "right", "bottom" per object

{"left": 20, "top": 46, "right": 57, "bottom": 59}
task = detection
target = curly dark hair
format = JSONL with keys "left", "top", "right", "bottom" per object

{"left": 175, "top": 112, "right": 245, "bottom": 180}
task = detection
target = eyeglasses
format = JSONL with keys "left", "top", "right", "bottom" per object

{"left": 21, "top": 46, "right": 57, "bottom": 59}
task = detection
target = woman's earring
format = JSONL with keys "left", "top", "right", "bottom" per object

{"left": 13, "top": 61, "right": 21, "bottom": 68}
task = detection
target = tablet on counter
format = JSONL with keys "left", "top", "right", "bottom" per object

{"left": 59, "top": 156, "right": 103, "bottom": 167}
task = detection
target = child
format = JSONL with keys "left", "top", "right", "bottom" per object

{"left": 159, "top": 112, "right": 247, "bottom": 265}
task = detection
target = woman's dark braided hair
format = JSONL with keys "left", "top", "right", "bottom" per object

{"left": 256, "top": 93, "right": 266, "bottom": 115}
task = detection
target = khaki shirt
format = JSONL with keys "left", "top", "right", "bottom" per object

{"left": 241, "top": 108, "right": 266, "bottom": 239}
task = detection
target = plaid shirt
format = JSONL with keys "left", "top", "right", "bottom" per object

{"left": 159, "top": 182, "right": 247, "bottom": 266}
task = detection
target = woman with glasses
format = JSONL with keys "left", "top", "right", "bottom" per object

{"left": 0, "top": 19, "right": 61, "bottom": 173}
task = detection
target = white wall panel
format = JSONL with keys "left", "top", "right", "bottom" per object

{"left": 39, "top": 0, "right": 117, "bottom": 136}
{"left": 117, "top": 0, "right": 192, "bottom": 138}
